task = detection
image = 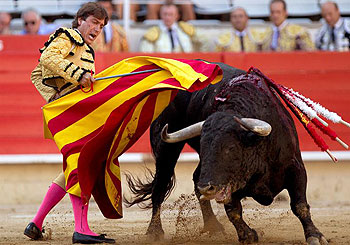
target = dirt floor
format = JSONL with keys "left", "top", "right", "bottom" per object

{"left": 0, "top": 160, "right": 349, "bottom": 244}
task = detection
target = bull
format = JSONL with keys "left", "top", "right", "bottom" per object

{"left": 125, "top": 62, "right": 328, "bottom": 244}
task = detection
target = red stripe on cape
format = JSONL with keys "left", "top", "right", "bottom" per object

{"left": 175, "top": 58, "right": 218, "bottom": 77}
{"left": 48, "top": 64, "right": 159, "bottom": 136}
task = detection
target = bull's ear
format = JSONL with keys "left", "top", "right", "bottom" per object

{"left": 233, "top": 116, "right": 272, "bottom": 136}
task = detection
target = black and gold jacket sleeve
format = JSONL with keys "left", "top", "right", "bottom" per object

{"left": 31, "top": 27, "right": 95, "bottom": 102}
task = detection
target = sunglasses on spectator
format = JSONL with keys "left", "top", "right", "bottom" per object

{"left": 24, "top": 21, "right": 36, "bottom": 26}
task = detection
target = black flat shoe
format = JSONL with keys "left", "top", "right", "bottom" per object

{"left": 24, "top": 222, "right": 43, "bottom": 240}
{"left": 72, "top": 232, "right": 116, "bottom": 244}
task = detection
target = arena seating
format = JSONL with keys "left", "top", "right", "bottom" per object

{"left": 0, "top": 0, "right": 16, "bottom": 12}
{"left": 58, "top": 0, "right": 91, "bottom": 15}
{"left": 234, "top": 0, "right": 270, "bottom": 18}
{"left": 16, "top": 0, "right": 61, "bottom": 15}
{"left": 3, "top": 0, "right": 90, "bottom": 16}
{"left": 2, "top": 0, "right": 350, "bottom": 20}
{"left": 192, "top": 0, "right": 235, "bottom": 15}
{"left": 337, "top": 0, "right": 350, "bottom": 15}
{"left": 285, "top": 0, "right": 320, "bottom": 17}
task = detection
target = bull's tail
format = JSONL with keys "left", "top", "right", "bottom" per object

{"left": 248, "top": 67, "right": 350, "bottom": 162}
{"left": 123, "top": 168, "right": 176, "bottom": 209}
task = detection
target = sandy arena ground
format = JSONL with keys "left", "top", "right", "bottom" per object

{"left": 0, "top": 160, "right": 349, "bottom": 244}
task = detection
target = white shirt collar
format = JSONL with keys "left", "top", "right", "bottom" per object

{"left": 273, "top": 20, "right": 288, "bottom": 32}
{"left": 234, "top": 29, "right": 246, "bottom": 36}
{"left": 103, "top": 21, "right": 113, "bottom": 43}
{"left": 333, "top": 17, "right": 343, "bottom": 30}
{"left": 159, "top": 22, "right": 178, "bottom": 32}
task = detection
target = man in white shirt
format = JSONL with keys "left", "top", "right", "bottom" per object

{"left": 139, "top": 3, "right": 199, "bottom": 53}
{"left": 316, "top": 1, "right": 350, "bottom": 51}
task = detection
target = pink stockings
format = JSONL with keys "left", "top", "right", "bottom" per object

{"left": 69, "top": 193, "right": 97, "bottom": 236}
{"left": 32, "top": 182, "right": 66, "bottom": 230}
{"left": 31, "top": 182, "right": 97, "bottom": 236}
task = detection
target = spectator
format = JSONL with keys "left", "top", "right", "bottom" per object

{"left": 146, "top": 0, "right": 195, "bottom": 21}
{"left": 0, "top": 12, "right": 12, "bottom": 35}
{"left": 115, "top": 0, "right": 195, "bottom": 22}
{"left": 21, "top": 9, "right": 57, "bottom": 35}
{"left": 215, "top": 7, "right": 262, "bottom": 52}
{"left": 316, "top": 1, "right": 350, "bottom": 51}
{"left": 261, "top": 0, "right": 314, "bottom": 51}
{"left": 93, "top": 0, "right": 129, "bottom": 52}
{"left": 139, "top": 3, "right": 200, "bottom": 53}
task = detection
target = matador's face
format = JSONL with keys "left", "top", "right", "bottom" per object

{"left": 77, "top": 15, "right": 105, "bottom": 45}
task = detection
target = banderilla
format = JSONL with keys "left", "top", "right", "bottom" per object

{"left": 94, "top": 68, "right": 163, "bottom": 81}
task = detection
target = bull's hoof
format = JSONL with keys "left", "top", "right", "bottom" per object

{"left": 201, "top": 218, "right": 225, "bottom": 234}
{"left": 307, "top": 236, "right": 328, "bottom": 245}
{"left": 146, "top": 228, "right": 164, "bottom": 241}
{"left": 238, "top": 228, "right": 258, "bottom": 244}
{"left": 146, "top": 232, "right": 164, "bottom": 241}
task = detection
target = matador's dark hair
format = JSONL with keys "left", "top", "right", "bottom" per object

{"left": 72, "top": 2, "right": 108, "bottom": 28}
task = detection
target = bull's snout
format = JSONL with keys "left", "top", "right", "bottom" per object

{"left": 198, "top": 183, "right": 217, "bottom": 196}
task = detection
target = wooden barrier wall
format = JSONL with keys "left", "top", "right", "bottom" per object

{"left": 1, "top": 35, "right": 350, "bottom": 154}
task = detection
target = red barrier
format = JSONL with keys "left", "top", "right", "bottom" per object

{"left": 0, "top": 36, "right": 349, "bottom": 154}
{"left": 222, "top": 51, "right": 350, "bottom": 74}
{"left": 0, "top": 35, "right": 49, "bottom": 53}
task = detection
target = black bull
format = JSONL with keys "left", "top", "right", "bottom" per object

{"left": 125, "top": 62, "right": 328, "bottom": 244}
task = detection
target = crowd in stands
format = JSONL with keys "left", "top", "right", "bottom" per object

{"left": 0, "top": 0, "right": 349, "bottom": 52}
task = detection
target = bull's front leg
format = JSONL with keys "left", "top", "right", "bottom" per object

{"left": 224, "top": 196, "right": 258, "bottom": 243}
{"left": 286, "top": 159, "right": 328, "bottom": 245}
{"left": 194, "top": 186, "right": 225, "bottom": 234}
{"left": 291, "top": 203, "right": 328, "bottom": 245}
{"left": 193, "top": 163, "right": 225, "bottom": 234}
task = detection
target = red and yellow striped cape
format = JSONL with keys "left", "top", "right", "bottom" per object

{"left": 42, "top": 56, "right": 222, "bottom": 218}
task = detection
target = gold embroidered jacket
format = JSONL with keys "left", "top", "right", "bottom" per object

{"left": 92, "top": 23, "right": 129, "bottom": 52}
{"left": 139, "top": 21, "right": 200, "bottom": 53}
{"left": 215, "top": 28, "right": 263, "bottom": 52}
{"left": 261, "top": 23, "right": 315, "bottom": 51}
{"left": 31, "top": 27, "right": 95, "bottom": 102}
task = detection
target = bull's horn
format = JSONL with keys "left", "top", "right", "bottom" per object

{"left": 161, "top": 121, "right": 204, "bottom": 143}
{"left": 234, "top": 116, "right": 272, "bottom": 136}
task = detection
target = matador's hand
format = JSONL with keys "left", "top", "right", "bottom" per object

{"left": 80, "top": 73, "right": 95, "bottom": 88}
